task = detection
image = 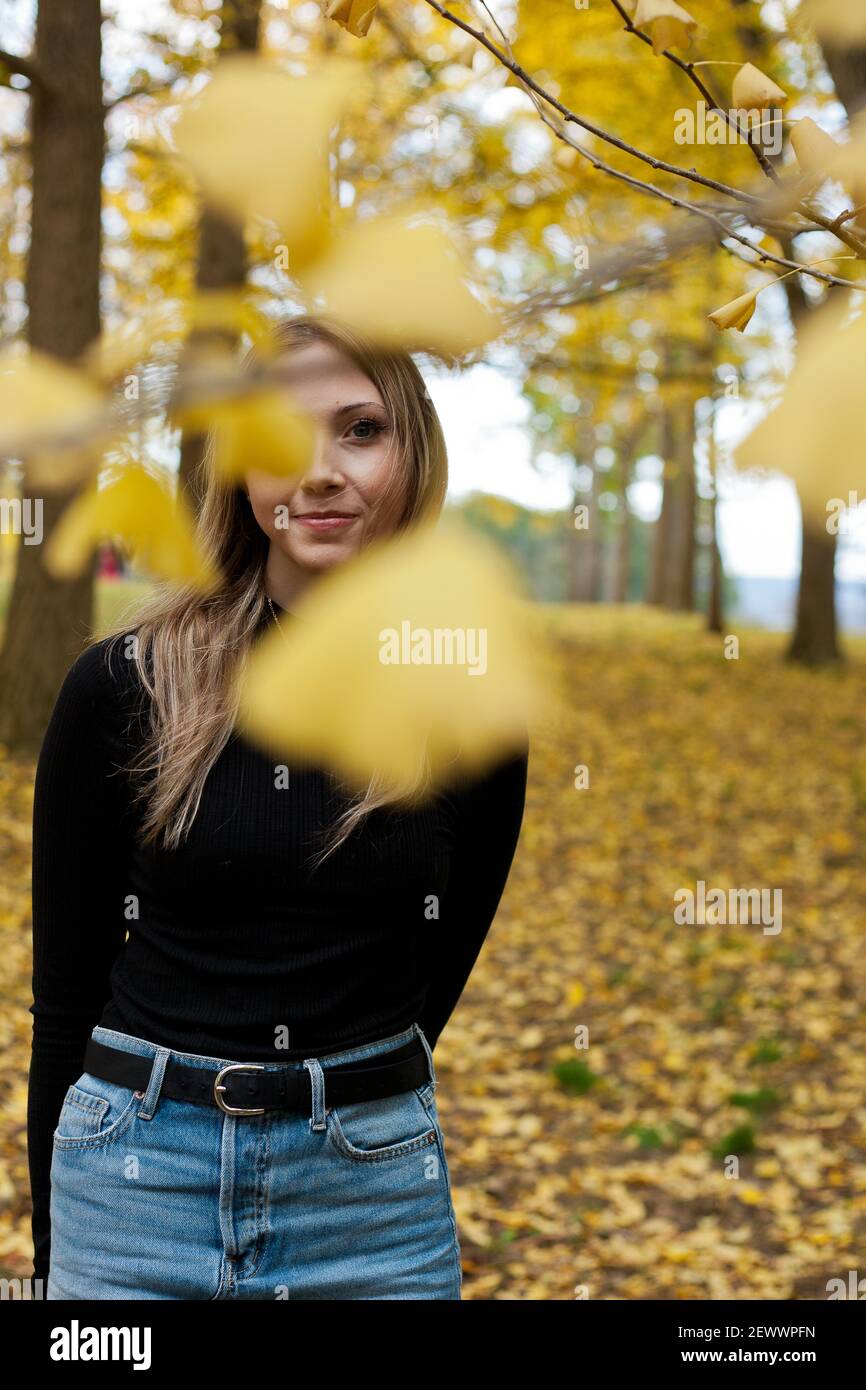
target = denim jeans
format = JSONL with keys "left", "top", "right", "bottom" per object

{"left": 46, "top": 1021, "right": 462, "bottom": 1300}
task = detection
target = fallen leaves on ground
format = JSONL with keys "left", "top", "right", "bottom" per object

{"left": 0, "top": 605, "right": 864, "bottom": 1299}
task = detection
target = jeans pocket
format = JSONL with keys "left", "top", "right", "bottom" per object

{"left": 325, "top": 1085, "right": 438, "bottom": 1163}
{"left": 53, "top": 1072, "right": 141, "bottom": 1151}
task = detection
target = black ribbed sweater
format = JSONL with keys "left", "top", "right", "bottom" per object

{"left": 27, "top": 600, "right": 528, "bottom": 1280}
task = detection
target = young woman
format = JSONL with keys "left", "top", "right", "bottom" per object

{"left": 27, "top": 313, "right": 528, "bottom": 1300}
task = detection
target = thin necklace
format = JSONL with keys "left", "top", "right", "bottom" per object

{"left": 266, "top": 595, "right": 290, "bottom": 643}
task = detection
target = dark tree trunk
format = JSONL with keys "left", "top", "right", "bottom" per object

{"left": 648, "top": 406, "right": 675, "bottom": 605}
{"left": 788, "top": 514, "right": 839, "bottom": 664}
{"left": 665, "top": 395, "right": 697, "bottom": 611}
{"left": 707, "top": 401, "right": 724, "bottom": 634}
{"left": 177, "top": 1, "right": 262, "bottom": 515}
{"left": 0, "top": 0, "right": 103, "bottom": 753}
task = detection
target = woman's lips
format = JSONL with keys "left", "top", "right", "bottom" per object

{"left": 294, "top": 514, "right": 358, "bottom": 532}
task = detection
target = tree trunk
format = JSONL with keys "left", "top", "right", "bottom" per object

{"left": 648, "top": 406, "right": 675, "bottom": 605}
{"left": 177, "top": 1, "right": 262, "bottom": 515}
{"left": 0, "top": 0, "right": 103, "bottom": 753}
{"left": 788, "top": 513, "right": 839, "bottom": 664}
{"left": 707, "top": 399, "right": 724, "bottom": 634}
{"left": 665, "top": 394, "right": 696, "bottom": 611}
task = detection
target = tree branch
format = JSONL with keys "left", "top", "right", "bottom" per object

{"left": 104, "top": 73, "right": 182, "bottom": 112}
{"left": 0, "top": 47, "right": 39, "bottom": 87}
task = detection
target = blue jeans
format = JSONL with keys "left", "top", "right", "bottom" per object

{"left": 46, "top": 1021, "right": 462, "bottom": 1300}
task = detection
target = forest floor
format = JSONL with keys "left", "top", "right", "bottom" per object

{"left": 1, "top": 603, "right": 864, "bottom": 1299}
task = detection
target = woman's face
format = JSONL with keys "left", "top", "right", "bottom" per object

{"left": 244, "top": 339, "right": 405, "bottom": 589}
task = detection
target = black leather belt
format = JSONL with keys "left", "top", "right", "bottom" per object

{"left": 83, "top": 1036, "right": 432, "bottom": 1117}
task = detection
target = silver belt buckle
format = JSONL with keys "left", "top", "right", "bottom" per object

{"left": 213, "top": 1062, "right": 267, "bottom": 1115}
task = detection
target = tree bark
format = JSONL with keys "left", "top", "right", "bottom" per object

{"left": 177, "top": 1, "right": 262, "bottom": 515}
{"left": 665, "top": 394, "right": 697, "bottom": 612}
{"left": 648, "top": 406, "right": 675, "bottom": 605}
{"left": 0, "top": 0, "right": 103, "bottom": 752}
{"left": 707, "top": 399, "right": 724, "bottom": 634}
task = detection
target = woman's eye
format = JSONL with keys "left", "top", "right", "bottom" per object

{"left": 349, "top": 417, "right": 385, "bottom": 441}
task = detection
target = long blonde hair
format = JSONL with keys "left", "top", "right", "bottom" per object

{"left": 101, "top": 313, "right": 448, "bottom": 866}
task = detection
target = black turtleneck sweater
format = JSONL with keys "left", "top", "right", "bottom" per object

{"left": 27, "top": 600, "right": 528, "bottom": 1280}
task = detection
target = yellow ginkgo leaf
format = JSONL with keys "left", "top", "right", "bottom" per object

{"left": 735, "top": 296, "right": 866, "bottom": 520}
{"left": 802, "top": 0, "right": 866, "bottom": 41}
{"left": 825, "top": 114, "right": 866, "bottom": 209}
{"left": 45, "top": 466, "right": 219, "bottom": 590}
{"left": 320, "top": 0, "right": 378, "bottom": 38}
{"left": 176, "top": 389, "right": 318, "bottom": 480}
{"left": 296, "top": 213, "right": 504, "bottom": 356}
{"left": 790, "top": 116, "right": 841, "bottom": 196}
{"left": 731, "top": 63, "right": 787, "bottom": 111}
{"left": 633, "top": 0, "right": 697, "bottom": 55}
{"left": 172, "top": 55, "right": 366, "bottom": 267}
{"left": 0, "top": 348, "right": 107, "bottom": 476}
{"left": 237, "top": 519, "right": 544, "bottom": 797}
{"left": 708, "top": 287, "right": 763, "bottom": 333}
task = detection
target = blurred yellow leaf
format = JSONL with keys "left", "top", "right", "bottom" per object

{"left": 735, "top": 296, "right": 866, "bottom": 517}
{"left": 0, "top": 348, "right": 107, "bottom": 480}
{"left": 45, "top": 466, "right": 219, "bottom": 590}
{"left": 802, "top": 0, "right": 866, "bottom": 42}
{"left": 176, "top": 390, "right": 317, "bottom": 480}
{"left": 172, "top": 55, "right": 365, "bottom": 266}
{"left": 790, "top": 117, "right": 840, "bottom": 181}
{"left": 633, "top": 0, "right": 696, "bottom": 55}
{"left": 237, "top": 519, "right": 542, "bottom": 796}
{"left": 297, "top": 213, "right": 504, "bottom": 356}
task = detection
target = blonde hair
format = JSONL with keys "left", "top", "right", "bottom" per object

{"left": 101, "top": 313, "right": 448, "bottom": 867}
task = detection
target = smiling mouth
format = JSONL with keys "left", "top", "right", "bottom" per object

{"left": 294, "top": 513, "right": 359, "bottom": 531}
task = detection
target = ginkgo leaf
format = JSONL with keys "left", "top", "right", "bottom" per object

{"left": 0, "top": 348, "right": 107, "bottom": 479}
{"left": 296, "top": 213, "right": 504, "bottom": 356}
{"left": 175, "top": 389, "right": 318, "bottom": 480}
{"left": 790, "top": 117, "right": 841, "bottom": 182}
{"left": 44, "top": 466, "right": 219, "bottom": 590}
{"left": 732, "top": 63, "right": 787, "bottom": 110}
{"left": 320, "top": 0, "right": 378, "bottom": 38}
{"left": 825, "top": 114, "right": 866, "bottom": 207}
{"left": 708, "top": 288, "right": 763, "bottom": 333}
{"left": 86, "top": 294, "right": 275, "bottom": 384}
{"left": 188, "top": 289, "right": 276, "bottom": 349}
{"left": 735, "top": 296, "right": 866, "bottom": 519}
{"left": 802, "top": 0, "right": 866, "bottom": 42}
{"left": 236, "top": 519, "right": 544, "bottom": 797}
{"left": 172, "top": 55, "right": 366, "bottom": 267}
{"left": 633, "top": 0, "right": 697, "bottom": 56}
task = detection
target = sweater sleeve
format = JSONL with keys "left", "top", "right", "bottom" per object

{"left": 417, "top": 742, "right": 528, "bottom": 1052}
{"left": 27, "top": 637, "right": 138, "bottom": 1282}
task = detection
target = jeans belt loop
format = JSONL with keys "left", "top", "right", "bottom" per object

{"left": 137, "top": 1047, "right": 171, "bottom": 1122}
{"left": 302, "top": 1057, "right": 327, "bottom": 1132}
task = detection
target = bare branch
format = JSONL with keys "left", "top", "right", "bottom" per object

{"left": 608, "top": 0, "right": 778, "bottom": 182}
{"left": 423, "top": 0, "right": 766, "bottom": 208}
{"left": 0, "top": 47, "right": 39, "bottom": 87}
{"left": 104, "top": 73, "right": 183, "bottom": 113}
